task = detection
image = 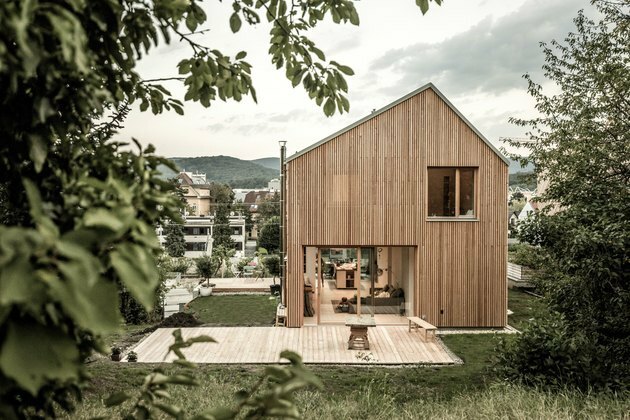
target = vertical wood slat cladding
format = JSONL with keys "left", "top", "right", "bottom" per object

{"left": 286, "top": 87, "right": 507, "bottom": 328}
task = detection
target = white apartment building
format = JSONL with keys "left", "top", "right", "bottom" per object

{"left": 158, "top": 214, "right": 247, "bottom": 258}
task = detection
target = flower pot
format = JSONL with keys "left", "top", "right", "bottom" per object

{"left": 270, "top": 284, "right": 281, "bottom": 296}
{"left": 111, "top": 354, "right": 121, "bottom": 362}
{"left": 200, "top": 287, "right": 213, "bottom": 296}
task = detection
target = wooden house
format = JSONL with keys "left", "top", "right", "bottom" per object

{"left": 284, "top": 83, "right": 508, "bottom": 328}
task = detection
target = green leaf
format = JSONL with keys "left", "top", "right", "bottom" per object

{"left": 154, "top": 402, "right": 182, "bottom": 417}
{"left": 23, "top": 179, "right": 59, "bottom": 238}
{"left": 235, "top": 51, "right": 247, "bottom": 60}
{"left": 111, "top": 243, "right": 159, "bottom": 309}
{"left": 229, "top": 13, "right": 242, "bottom": 33}
{"left": 103, "top": 391, "right": 131, "bottom": 407}
{"left": 323, "top": 98, "right": 335, "bottom": 116}
{"left": 49, "top": 241, "right": 121, "bottom": 334}
{"left": 200, "top": 407, "right": 237, "bottom": 420}
{"left": 336, "top": 65, "right": 354, "bottom": 76}
{"left": 83, "top": 208, "right": 127, "bottom": 233}
{"left": 416, "top": 0, "right": 430, "bottom": 14}
{"left": 0, "top": 322, "right": 80, "bottom": 395}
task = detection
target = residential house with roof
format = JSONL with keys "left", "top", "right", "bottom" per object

{"left": 282, "top": 83, "right": 508, "bottom": 329}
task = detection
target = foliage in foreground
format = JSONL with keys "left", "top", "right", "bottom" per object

{"left": 104, "top": 330, "right": 321, "bottom": 419}
{"left": 502, "top": 0, "right": 629, "bottom": 391}
{"left": 74, "top": 363, "right": 630, "bottom": 420}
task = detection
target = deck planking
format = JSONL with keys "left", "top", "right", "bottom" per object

{"left": 132, "top": 326, "right": 456, "bottom": 365}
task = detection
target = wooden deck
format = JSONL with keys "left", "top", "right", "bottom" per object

{"left": 132, "top": 326, "right": 456, "bottom": 365}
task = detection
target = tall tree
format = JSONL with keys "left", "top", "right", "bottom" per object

{"left": 210, "top": 183, "right": 235, "bottom": 250}
{"left": 500, "top": 0, "right": 629, "bottom": 391}
{"left": 256, "top": 191, "right": 281, "bottom": 227}
{"left": 258, "top": 216, "right": 281, "bottom": 254}
{"left": 0, "top": 0, "right": 443, "bottom": 416}
{"left": 163, "top": 222, "right": 186, "bottom": 257}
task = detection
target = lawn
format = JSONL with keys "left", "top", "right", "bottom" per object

{"left": 185, "top": 294, "right": 278, "bottom": 326}
{"left": 507, "top": 288, "right": 547, "bottom": 330}
{"left": 70, "top": 291, "right": 629, "bottom": 419}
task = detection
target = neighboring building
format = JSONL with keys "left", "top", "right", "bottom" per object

{"left": 267, "top": 178, "right": 280, "bottom": 191}
{"left": 283, "top": 83, "right": 508, "bottom": 328}
{"left": 160, "top": 171, "right": 247, "bottom": 257}
{"left": 517, "top": 201, "right": 539, "bottom": 222}
{"left": 158, "top": 214, "right": 247, "bottom": 258}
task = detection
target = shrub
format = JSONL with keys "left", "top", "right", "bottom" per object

{"left": 167, "top": 257, "right": 191, "bottom": 274}
{"left": 158, "top": 312, "right": 201, "bottom": 328}
{"left": 495, "top": 312, "right": 626, "bottom": 391}
{"left": 507, "top": 243, "right": 544, "bottom": 269}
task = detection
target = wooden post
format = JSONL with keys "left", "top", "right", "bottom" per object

{"left": 316, "top": 247, "right": 321, "bottom": 324}
{"left": 356, "top": 247, "right": 361, "bottom": 316}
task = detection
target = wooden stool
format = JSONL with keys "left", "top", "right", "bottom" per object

{"left": 348, "top": 325, "right": 370, "bottom": 350}
{"left": 275, "top": 305, "right": 287, "bottom": 327}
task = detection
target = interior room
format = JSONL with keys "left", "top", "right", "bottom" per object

{"left": 303, "top": 246, "right": 415, "bottom": 326}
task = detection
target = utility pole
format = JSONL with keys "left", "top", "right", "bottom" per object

{"left": 279, "top": 140, "right": 287, "bottom": 306}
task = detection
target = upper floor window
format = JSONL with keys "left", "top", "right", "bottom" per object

{"left": 427, "top": 167, "right": 476, "bottom": 218}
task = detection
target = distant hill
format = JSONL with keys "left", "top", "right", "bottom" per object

{"left": 250, "top": 157, "right": 280, "bottom": 171}
{"left": 163, "top": 155, "right": 278, "bottom": 188}
{"left": 508, "top": 157, "right": 534, "bottom": 174}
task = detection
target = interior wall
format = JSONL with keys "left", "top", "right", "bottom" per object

{"left": 375, "top": 247, "right": 389, "bottom": 288}
{"left": 305, "top": 247, "right": 317, "bottom": 286}
{"left": 387, "top": 247, "right": 415, "bottom": 317}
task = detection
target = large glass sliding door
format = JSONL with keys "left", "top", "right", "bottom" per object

{"left": 306, "top": 245, "right": 413, "bottom": 325}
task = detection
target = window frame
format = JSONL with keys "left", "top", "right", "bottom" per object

{"left": 426, "top": 166, "right": 479, "bottom": 221}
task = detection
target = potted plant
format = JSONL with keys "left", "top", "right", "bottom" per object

{"left": 110, "top": 346, "right": 122, "bottom": 362}
{"left": 195, "top": 255, "right": 218, "bottom": 296}
{"left": 127, "top": 350, "right": 138, "bottom": 363}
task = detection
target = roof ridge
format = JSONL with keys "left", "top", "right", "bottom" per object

{"left": 286, "top": 83, "right": 509, "bottom": 165}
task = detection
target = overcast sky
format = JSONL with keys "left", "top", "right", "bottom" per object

{"left": 116, "top": 0, "right": 594, "bottom": 160}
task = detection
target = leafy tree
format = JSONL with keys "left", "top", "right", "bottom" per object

{"left": 257, "top": 192, "right": 281, "bottom": 226}
{"left": 195, "top": 255, "right": 218, "bottom": 287}
{"left": 213, "top": 244, "right": 236, "bottom": 278}
{"left": 209, "top": 183, "right": 235, "bottom": 250}
{"left": 0, "top": 0, "right": 443, "bottom": 416}
{"left": 163, "top": 222, "right": 187, "bottom": 257}
{"left": 258, "top": 216, "right": 281, "bottom": 254}
{"left": 500, "top": 0, "right": 629, "bottom": 391}
{"left": 263, "top": 254, "right": 281, "bottom": 282}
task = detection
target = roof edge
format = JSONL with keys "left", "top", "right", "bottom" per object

{"left": 286, "top": 82, "right": 510, "bottom": 165}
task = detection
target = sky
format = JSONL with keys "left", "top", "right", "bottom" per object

{"left": 116, "top": 0, "right": 595, "bottom": 160}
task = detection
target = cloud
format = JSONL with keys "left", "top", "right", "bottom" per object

{"left": 203, "top": 109, "right": 311, "bottom": 136}
{"left": 370, "top": 0, "right": 589, "bottom": 97}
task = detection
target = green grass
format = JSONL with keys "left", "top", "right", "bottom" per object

{"left": 508, "top": 289, "right": 546, "bottom": 330}
{"left": 70, "top": 291, "right": 629, "bottom": 419}
{"left": 185, "top": 294, "right": 277, "bottom": 326}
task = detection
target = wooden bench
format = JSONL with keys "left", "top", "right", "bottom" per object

{"left": 275, "top": 305, "right": 287, "bottom": 327}
{"left": 407, "top": 317, "right": 437, "bottom": 342}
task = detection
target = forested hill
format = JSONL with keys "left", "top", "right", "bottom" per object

{"left": 250, "top": 157, "right": 280, "bottom": 171}
{"left": 161, "top": 155, "right": 279, "bottom": 188}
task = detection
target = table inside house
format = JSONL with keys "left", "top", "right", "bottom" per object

{"left": 345, "top": 315, "right": 376, "bottom": 350}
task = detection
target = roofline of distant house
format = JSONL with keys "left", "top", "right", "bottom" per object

{"left": 286, "top": 82, "right": 510, "bottom": 165}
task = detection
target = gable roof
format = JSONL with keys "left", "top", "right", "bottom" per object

{"left": 286, "top": 83, "right": 509, "bottom": 165}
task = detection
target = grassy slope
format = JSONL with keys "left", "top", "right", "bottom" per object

{"left": 74, "top": 291, "right": 629, "bottom": 419}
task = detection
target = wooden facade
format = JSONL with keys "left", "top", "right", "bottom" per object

{"left": 285, "top": 84, "right": 508, "bottom": 328}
